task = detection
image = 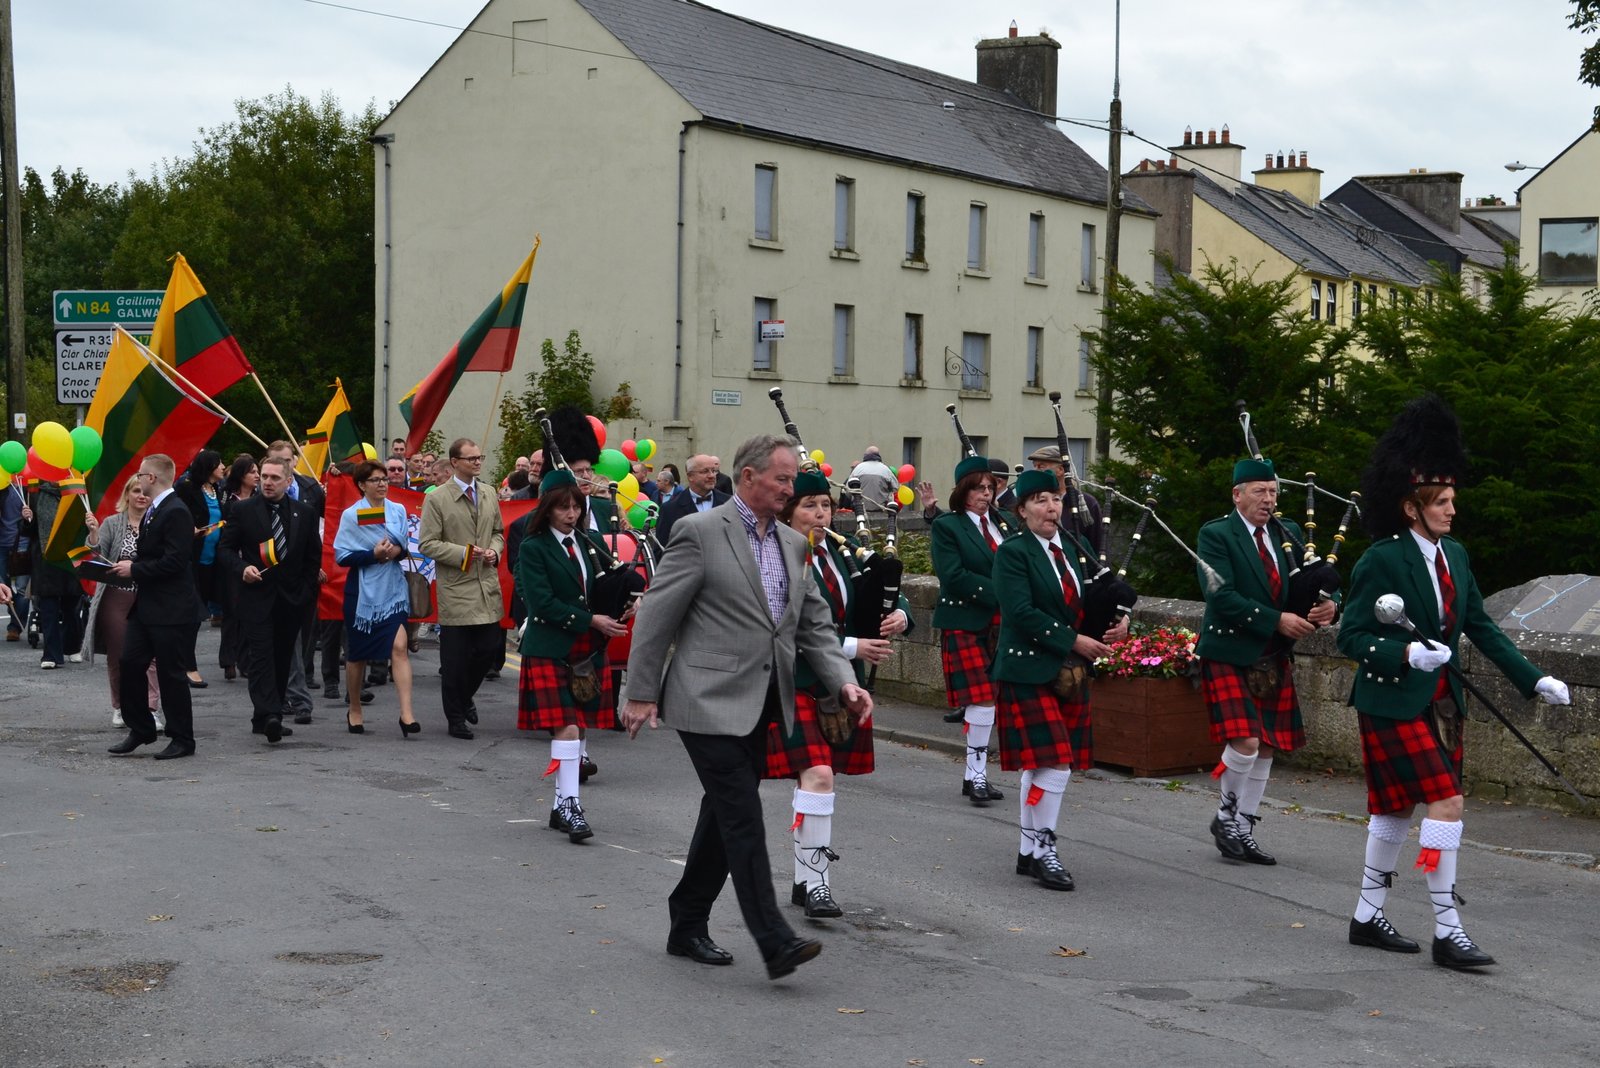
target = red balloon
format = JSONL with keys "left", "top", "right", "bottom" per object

{"left": 587, "top": 415, "right": 607, "bottom": 448}
{"left": 28, "top": 447, "right": 70, "bottom": 482}
{"left": 897, "top": 463, "right": 916, "bottom": 484}
{"left": 821, "top": 463, "right": 833, "bottom": 478}
{"left": 620, "top": 439, "right": 639, "bottom": 461}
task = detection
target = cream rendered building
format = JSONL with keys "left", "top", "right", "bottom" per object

{"left": 1516, "top": 126, "right": 1600, "bottom": 310}
{"left": 373, "top": 0, "right": 1153, "bottom": 478}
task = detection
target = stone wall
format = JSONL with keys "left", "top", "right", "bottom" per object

{"left": 878, "top": 576, "right": 1600, "bottom": 812}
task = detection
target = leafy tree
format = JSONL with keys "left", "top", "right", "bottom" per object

{"left": 1572, "top": 1, "right": 1600, "bottom": 128}
{"left": 494, "top": 329, "right": 643, "bottom": 475}
{"left": 18, "top": 167, "right": 131, "bottom": 357}
{"left": 1087, "top": 257, "right": 1358, "bottom": 597}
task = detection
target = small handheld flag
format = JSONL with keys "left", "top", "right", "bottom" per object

{"left": 259, "top": 539, "right": 279, "bottom": 567}
{"left": 357, "top": 506, "right": 387, "bottom": 527}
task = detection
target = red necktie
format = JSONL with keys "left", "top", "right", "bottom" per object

{"left": 563, "top": 535, "right": 585, "bottom": 594}
{"left": 1049, "top": 543, "right": 1079, "bottom": 613}
{"left": 980, "top": 516, "right": 997, "bottom": 551}
{"left": 815, "top": 545, "right": 845, "bottom": 623}
{"left": 1435, "top": 551, "right": 1456, "bottom": 638}
{"left": 1254, "top": 526, "right": 1281, "bottom": 601}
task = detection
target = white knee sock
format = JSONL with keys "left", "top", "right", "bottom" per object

{"left": 1028, "top": 767, "right": 1071, "bottom": 856}
{"left": 1017, "top": 769, "right": 1036, "bottom": 856}
{"left": 551, "top": 738, "right": 582, "bottom": 808}
{"left": 1419, "top": 818, "right": 1466, "bottom": 939}
{"left": 964, "top": 704, "right": 995, "bottom": 783}
{"left": 1215, "top": 745, "right": 1256, "bottom": 824}
{"left": 792, "top": 789, "right": 836, "bottom": 890}
{"left": 1237, "top": 753, "right": 1274, "bottom": 818}
{"left": 1354, "top": 812, "right": 1411, "bottom": 922}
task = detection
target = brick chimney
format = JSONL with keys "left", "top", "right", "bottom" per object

{"left": 1169, "top": 125, "right": 1245, "bottom": 192}
{"left": 1253, "top": 148, "right": 1324, "bottom": 207}
{"left": 976, "top": 27, "right": 1061, "bottom": 116}
{"left": 1353, "top": 171, "right": 1466, "bottom": 233}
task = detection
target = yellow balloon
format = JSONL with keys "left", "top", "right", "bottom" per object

{"left": 616, "top": 473, "right": 641, "bottom": 504}
{"left": 361, "top": 442, "right": 379, "bottom": 461}
{"left": 32, "top": 421, "right": 73, "bottom": 469}
{"left": 895, "top": 484, "right": 915, "bottom": 506}
{"left": 809, "top": 449, "right": 826, "bottom": 465}
{"left": 0, "top": 470, "right": 11, "bottom": 490}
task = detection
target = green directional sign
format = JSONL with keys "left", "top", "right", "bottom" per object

{"left": 53, "top": 289, "right": 164, "bottom": 328}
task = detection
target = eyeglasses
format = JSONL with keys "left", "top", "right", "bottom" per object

{"left": 363, "top": 477, "right": 388, "bottom": 485}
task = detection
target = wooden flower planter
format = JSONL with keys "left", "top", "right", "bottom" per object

{"left": 1093, "top": 675, "right": 1214, "bottom": 778}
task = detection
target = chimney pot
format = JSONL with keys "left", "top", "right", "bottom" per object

{"left": 1183, "top": 126, "right": 1193, "bottom": 146}
{"left": 1277, "top": 152, "right": 1285, "bottom": 169}
{"left": 1221, "top": 125, "right": 1231, "bottom": 144}
{"left": 1207, "top": 129, "right": 1216, "bottom": 145}
{"left": 1169, "top": 155, "right": 1178, "bottom": 169}
{"left": 1138, "top": 158, "right": 1149, "bottom": 171}
{"left": 1300, "top": 151, "right": 1308, "bottom": 168}
{"left": 1264, "top": 152, "right": 1272, "bottom": 169}
{"left": 1008, "top": 20, "right": 1018, "bottom": 38}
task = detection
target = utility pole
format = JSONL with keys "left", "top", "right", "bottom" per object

{"left": 1094, "top": 0, "right": 1123, "bottom": 466}
{"left": 0, "top": 0, "right": 24, "bottom": 443}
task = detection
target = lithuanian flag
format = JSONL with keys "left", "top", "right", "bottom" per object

{"left": 86, "top": 327, "right": 227, "bottom": 518}
{"left": 357, "top": 505, "right": 387, "bottom": 526}
{"left": 260, "top": 539, "right": 279, "bottom": 567}
{"left": 44, "top": 492, "right": 90, "bottom": 570}
{"left": 148, "top": 253, "right": 254, "bottom": 399}
{"left": 303, "top": 378, "right": 364, "bottom": 477}
{"left": 399, "top": 238, "right": 540, "bottom": 453}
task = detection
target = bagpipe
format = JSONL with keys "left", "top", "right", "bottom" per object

{"left": 944, "top": 402, "right": 1013, "bottom": 537}
{"left": 1047, "top": 391, "right": 1137, "bottom": 639}
{"left": 535, "top": 406, "right": 646, "bottom": 619}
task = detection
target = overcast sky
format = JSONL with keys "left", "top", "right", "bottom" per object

{"left": 14, "top": 0, "right": 1597, "bottom": 202}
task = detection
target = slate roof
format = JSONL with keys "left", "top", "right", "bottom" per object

{"left": 1343, "top": 182, "right": 1510, "bottom": 271}
{"left": 575, "top": 0, "right": 1145, "bottom": 211}
{"left": 1188, "top": 174, "right": 1432, "bottom": 286}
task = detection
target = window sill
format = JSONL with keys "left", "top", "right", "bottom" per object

{"left": 902, "top": 258, "right": 929, "bottom": 271}
{"left": 827, "top": 374, "right": 858, "bottom": 385}
{"left": 749, "top": 238, "right": 784, "bottom": 252}
{"left": 747, "top": 369, "right": 782, "bottom": 380}
{"left": 1076, "top": 283, "right": 1099, "bottom": 294}
{"left": 964, "top": 267, "right": 991, "bottom": 279}
{"left": 899, "top": 377, "right": 926, "bottom": 388}
{"left": 1024, "top": 276, "right": 1048, "bottom": 287}
{"left": 830, "top": 249, "right": 860, "bottom": 261}
{"left": 1074, "top": 389, "right": 1095, "bottom": 399}
{"left": 1540, "top": 278, "right": 1596, "bottom": 287}
{"left": 1022, "top": 385, "right": 1045, "bottom": 395}
{"left": 957, "top": 389, "right": 992, "bottom": 401}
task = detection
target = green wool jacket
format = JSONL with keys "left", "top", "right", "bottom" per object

{"left": 930, "top": 509, "right": 1017, "bottom": 632}
{"left": 516, "top": 525, "right": 616, "bottom": 661}
{"left": 990, "top": 533, "right": 1083, "bottom": 686}
{"left": 1336, "top": 533, "right": 1542, "bottom": 721}
{"left": 1195, "top": 512, "right": 1309, "bottom": 666}
{"left": 587, "top": 495, "right": 620, "bottom": 535}
{"left": 794, "top": 538, "right": 914, "bottom": 692}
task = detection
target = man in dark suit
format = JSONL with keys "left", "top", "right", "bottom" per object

{"left": 622, "top": 435, "right": 871, "bottom": 981}
{"left": 108, "top": 454, "right": 205, "bottom": 760}
{"left": 654, "top": 454, "right": 728, "bottom": 551}
{"left": 265, "top": 441, "right": 330, "bottom": 717}
{"left": 218, "top": 456, "right": 321, "bottom": 744}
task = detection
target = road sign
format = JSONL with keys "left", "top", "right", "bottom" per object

{"left": 56, "top": 329, "right": 114, "bottom": 404}
{"left": 53, "top": 289, "right": 163, "bottom": 329}
{"left": 711, "top": 390, "right": 742, "bottom": 406}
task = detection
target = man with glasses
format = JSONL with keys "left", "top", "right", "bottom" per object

{"left": 385, "top": 458, "right": 408, "bottom": 488}
{"left": 419, "top": 438, "right": 504, "bottom": 739}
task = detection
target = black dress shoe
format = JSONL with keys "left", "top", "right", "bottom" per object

{"left": 465, "top": 701, "right": 479, "bottom": 725}
{"left": 262, "top": 716, "right": 284, "bottom": 743}
{"left": 323, "top": 681, "right": 341, "bottom": 701}
{"left": 1236, "top": 816, "right": 1277, "bottom": 865}
{"left": 293, "top": 712, "right": 314, "bottom": 725}
{"left": 187, "top": 675, "right": 208, "bottom": 689}
{"left": 962, "top": 778, "right": 994, "bottom": 806}
{"left": 1030, "top": 852, "right": 1075, "bottom": 891}
{"left": 942, "top": 708, "right": 965, "bottom": 723}
{"left": 667, "top": 935, "right": 734, "bottom": 966}
{"left": 107, "top": 731, "right": 159, "bottom": 755}
{"left": 252, "top": 724, "right": 293, "bottom": 737}
{"left": 802, "top": 883, "right": 843, "bottom": 918}
{"left": 579, "top": 757, "right": 598, "bottom": 784}
{"left": 1349, "top": 915, "right": 1420, "bottom": 954}
{"left": 765, "top": 937, "right": 822, "bottom": 980}
{"left": 448, "top": 723, "right": 475, "bottom": 740}
{"left": 225, "top": 665, "right": 238, "bottom": 681}
{"left": 153, "top": 742, "right": 195, "bottom": 760}
{"left": 1210, "top": 814, "right": 1248, "bottom": 860}
{"left": 1433, "top": 932, "right": 1495, "bottom": 969}
{"left": 549, "top": 800, "right": 593, "bottom": 842}
{"left": 1016, "top": 852, "right": 1033, "bottom": 875}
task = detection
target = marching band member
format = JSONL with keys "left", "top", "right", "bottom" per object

{"left": 929, "top": 454, "right": 1010, "bottom": 805}
{"left": 763, "top": 470, "right": 910, "bottom": 917}
{"left": 1338, "top": 395, "right": 1569, "bottom": 968}
{"left": 1196, "top": 456, "right": 1335, "bottom": 865}
{"left": 515, "top": 468, "right": 630, "bottom": 843}
{"left": 991, "top": 470, "right": 1125, "bottom": 891}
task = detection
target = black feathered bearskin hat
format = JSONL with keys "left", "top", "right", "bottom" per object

{"left": 542, "top": 405, "right": 601, "bottom": 472}
{"left": 1359, "top": 393, "right": 1469, "bottom": 538}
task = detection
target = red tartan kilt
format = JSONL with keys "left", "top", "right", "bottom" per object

{"left": 1359, "top": 709, "right": 1463, "bottom": 815}
{"left": 1201, "top": 658, "right": 1304, "bottom": 752}
{"left": 763, "top": 690, "right": 875, "bottom": 779}
{"left": 941, "top": 628, "right": 997, "bottom": 708}
{"left": 517, "top": 631, "right": 615, "bottom": 731}
{"left": 996, "top": 680, "right": 1092, "bottom": 772}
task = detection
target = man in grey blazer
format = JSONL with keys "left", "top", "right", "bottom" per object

{"left": 622, "top": 435, "right": 872, "bottom": 981}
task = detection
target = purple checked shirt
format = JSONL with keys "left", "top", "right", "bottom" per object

{"left": 734, "top": 494, "right": 788, "bottom": 625}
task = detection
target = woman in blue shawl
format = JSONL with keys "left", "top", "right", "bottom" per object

{"left": 334, "top": 460, "right": 419, "bottom": 737}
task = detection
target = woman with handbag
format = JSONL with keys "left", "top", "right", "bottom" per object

{"left": 82, "top": 475, "right": 162, "bottom": 730}
{"left": 332, "top": 460, "right": 418, "bottom": 737}
{"left": 763, "top": 470, "right": 909, "bottom": 918}
{"left": 515, "top": 469, "right": 629, "bottom": 844}
{"left": 991, "top": 470, "right": 1127, "bottom": 892}
{"left": 929, "top": 454, "right": 1013, "bottom": 805}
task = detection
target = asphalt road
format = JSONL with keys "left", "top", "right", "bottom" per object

{"left": 3, "top": 630, "right": 1598, "bottom": 1067}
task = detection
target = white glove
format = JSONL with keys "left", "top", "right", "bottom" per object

{"left": 1535, "top": 676, "right": 1570, "bottom": 705}
{"left": 1406, "top": 642, "right": 1452, "bottom": 672}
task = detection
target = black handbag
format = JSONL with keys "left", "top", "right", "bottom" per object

{"left": 404, "top": 570, "right": 432, "bottom": 619}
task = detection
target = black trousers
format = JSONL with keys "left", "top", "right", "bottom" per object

{"left": 318, "top": 618, "right": 344, "bottom": 688}
{"left": 668, "top": 686, "right": 794, "bottom": 959}
{"left": 242, "top": 597, "right": 308, "bottom": 727}
{"left": 121, "top": 619, "right": 197, "bottom": 750}
{"left": 438, "top": 622, "right": 502, "bottom": 726}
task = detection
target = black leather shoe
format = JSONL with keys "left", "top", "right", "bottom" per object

{"left": 252, "top": 724, "right": 293, "bottom": 737}
{"left": 548, "top": 801, "right": 593, "bottom": 842}
{"left": 107, "top": 731, "right": 159, "bottom": 755}
{"left": 153, "top": 742, "right": 195, "bottom": 760}
{"left": 1236, "top": 816, "right": 1277, "bottom": 865}
{"left": 791, "top": 881, "right": 808, "bottom": 906}
{"left": 802, "top": 883, "right": 843, "bottom": 918}
{"left": 667, "top": 935, "right": 734, "bottom": 966}
{"left": 293, "top": 712, "right": 314, "bottom": 725}
{"left": 1016, "top": 852, "right": 1033, "bottom": 875}
{"left": 1210, "top": 814, "right": 1247, "bottom": 860}
{"left": 262, "top": 716, "right": 283, "bottom": 743}
{"left": 962, "top": 779, "right": 993, "bottom": 806}
{"left": 465, "top": 701, "right": 479, "bottom": 725}
{"left": 765, "top": 937, "right": 822, "bottom": 980}
{"left": 942, "top": 709, "right": 965, "bottom": 723}
{"left": 579, "top": 757, "right": 598, "bottom": 784}
{"left": 323, "top": 681, "right": 341, "bottom": 701}
{"left": 448, "top": 723, "right": 475, "bottom": 740}
{"left": 225, "top": 665, "right": 238, "bottom": 681}
{"left": 360, "top": 689, "right": 375, "bottom": 704}
{"left": 1433, "top": 932, "right": 1495, "bottom": 970}
{"left": 1349, "top": 915, "right": 1420, "bottom": 954}
{"left": 1030, "top": 853, "right": 1075, "bottom": 891}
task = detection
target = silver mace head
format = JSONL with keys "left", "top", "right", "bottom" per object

{"left": 1373, "top": 593, "right": 1414, "bottom": 630}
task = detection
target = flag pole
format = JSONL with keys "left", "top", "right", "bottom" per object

{"left": 119, "top": 326, "right": 270, "bottom": 449}
{"left": 480, "top": 370, "right": 508, "bottom": 463}
{"left": 249, "top": 371, "right": 316, "bottom": 471}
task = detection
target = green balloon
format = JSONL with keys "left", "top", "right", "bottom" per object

{"left": 627, "top": 502, "right": 650, "bottom": 528}
{"left": 69, "top": 425, "right": 103, "bottom": 472}
{"left": 595, "top": 448, "right": 630, "bottom": 481}
{"left": 0, "top": 439, "right": 24, "bottom": 475}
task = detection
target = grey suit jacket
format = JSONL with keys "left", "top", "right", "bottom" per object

{"left": 622, "top": 500, "right": 854, "bottom": 736}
